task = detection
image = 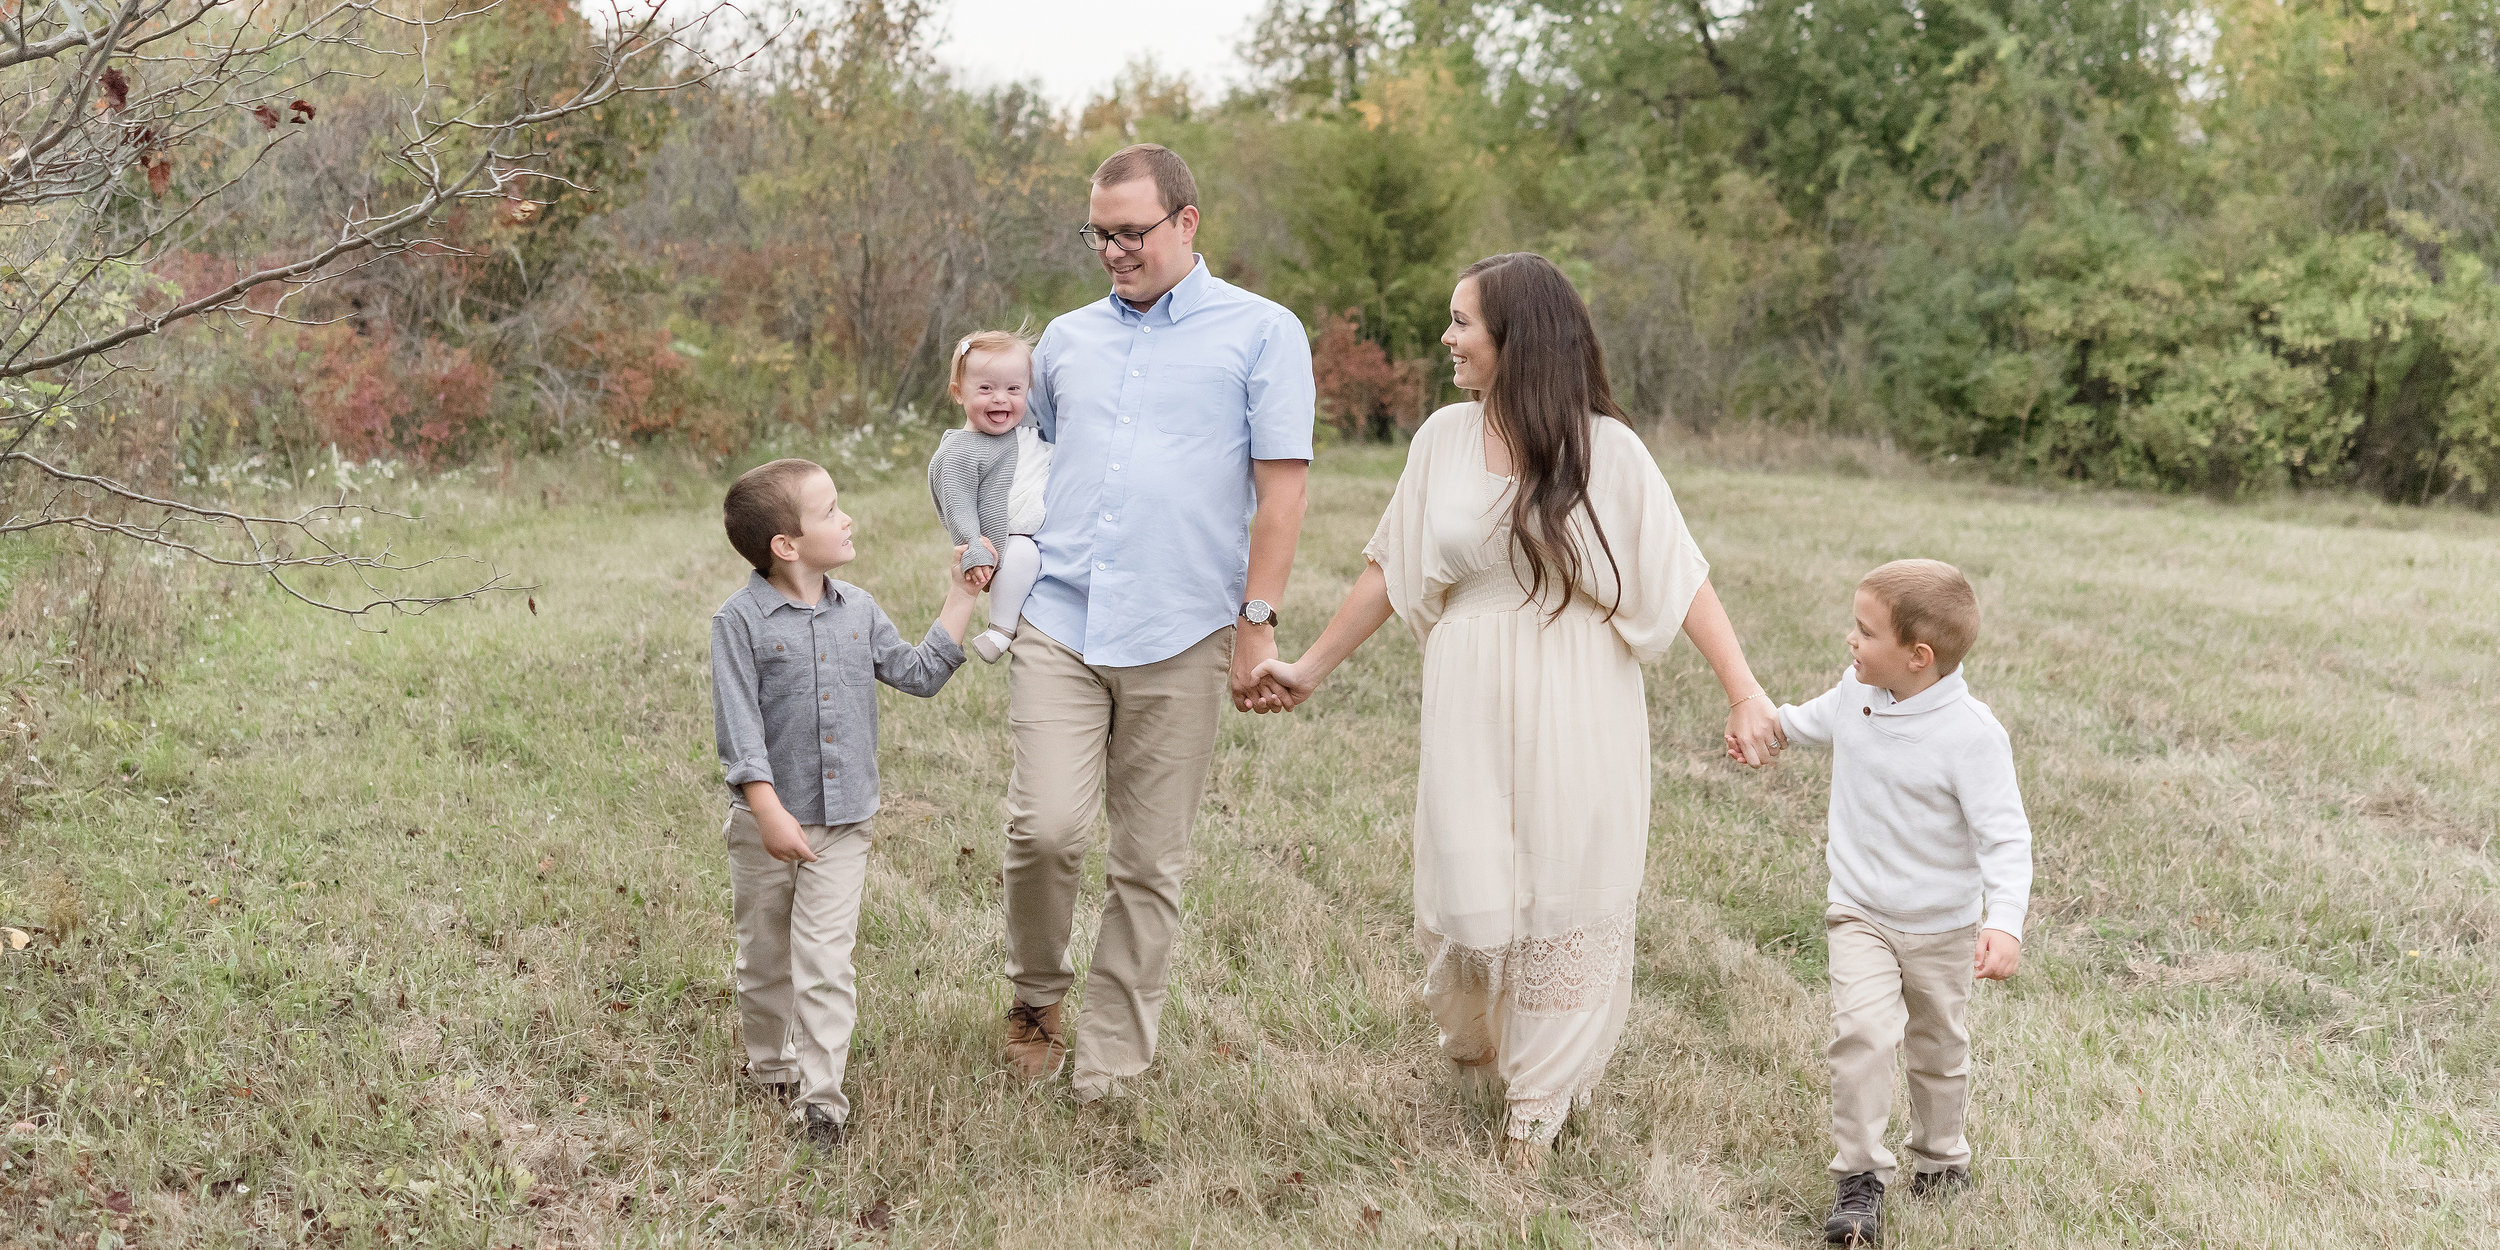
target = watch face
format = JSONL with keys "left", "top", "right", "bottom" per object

{"left": 1243, "top": 601, "right": 1272, "bottom": 624}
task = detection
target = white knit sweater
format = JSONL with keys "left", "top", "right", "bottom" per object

{"left": 1777, "top": 667, "right": 2034, "bottom": 939}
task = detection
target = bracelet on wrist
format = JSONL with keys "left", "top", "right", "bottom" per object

{"left": 1728, "top": 691, "right": 1770, "bottom": 710}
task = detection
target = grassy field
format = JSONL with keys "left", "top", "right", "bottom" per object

{"left": 2, "top": 439, "right": 2496, "bottom": 1248}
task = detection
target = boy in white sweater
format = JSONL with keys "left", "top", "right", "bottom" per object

{"left": 1757, "top": 559, "right": 2033, "bottom": 1246}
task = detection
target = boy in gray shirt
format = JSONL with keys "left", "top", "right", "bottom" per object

{"left": 710, "top": 458, "right": 975, "bottom": 1147}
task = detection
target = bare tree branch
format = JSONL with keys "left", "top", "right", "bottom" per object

{"left": 2, "top": 450, "right": 526, "bottom": 619}
{"left": 0, "top": 0, "right": 765, "bottom": 616}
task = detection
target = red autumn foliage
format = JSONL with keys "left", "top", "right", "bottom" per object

{"left": 587, "top": 330, "right": 693, "bottom": 439}
{"left": 251, "top": 103, "right": 280, "bottom": 130}
{"left": 310, "top": 326, "right": 494, "bottom": 462}
{"left": 143, "top": 153, "right": 172, "bottom": 197}
{"left": 100, "top": 68, "right": 130, "bottom": 112}
{"left": 1310, "top": 308, "right": 1425, "bottom": 441}
{"left": 289, "top": 99, "right": 316, "bottom": 123}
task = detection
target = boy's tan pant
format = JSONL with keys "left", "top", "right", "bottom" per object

{"left": 725, "top": 806, "right": 872, "bottom": 1123}
{"left": 1827, "top": 905, "right": 1977, "bottom": 1184}
{"left": 1001, "top": 623, "right": 1231, "bottom": 1090}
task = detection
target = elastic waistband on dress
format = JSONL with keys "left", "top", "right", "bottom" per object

{"left": 1441, "top": 573, "right": 1573, "bottom": 622}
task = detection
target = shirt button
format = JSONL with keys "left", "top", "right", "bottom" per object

{"left": 1141, "top": 325, "right": 1152, "bottom": 333}
{"left": 822, "top": 692, "right": 831, "bottom": 701}
{"left": 824, "top": 735, "right": 834, "bottom": 744}
{"left": 819, "top": 653, "right": 826, "bottom": 661}
{"left": 1111, "top": 463, "right": 1123, "bottom": 471}
{"left": 1862, "top": 707, "right": 1872, "bottom": 716}
{"left": 1131, "top": 370, "right": 1142, "bottom": 377}
{"left": 825, "top": 770, "right": 835, "bottom": 780}
{"left": 1120, "top": 416, "right": 1131, "bottom": 424}
{"left": 1103, "top": 513, "right": 1116, "bottom": 522}
{"left": 1096, "top": 561, "right": 1108, "bottom": 571}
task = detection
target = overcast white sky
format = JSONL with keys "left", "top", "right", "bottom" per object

{"left": 930, "top": 0, "right": 1272, "bottom": 108}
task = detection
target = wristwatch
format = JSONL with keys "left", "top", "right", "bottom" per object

{"left": 1239, "top": 599, "right": 1280, "bottom": 628}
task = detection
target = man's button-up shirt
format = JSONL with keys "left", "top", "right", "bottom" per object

{"left": 709, "top": 572, "right": 964, "bottom": 826}
{"left": 1025, "top": 257, "right": 1315, "bottom": 668}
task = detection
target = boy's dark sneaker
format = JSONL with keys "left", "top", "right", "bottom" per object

{"left": 801, "top": 1104, "right": 844, "bottom": 1150}
{"left": 1906, "top": 1166, "right": 1968, "bottom": 1198}
{"left": 1823, "top": 1171, "right": 1884, "bottom": 1245}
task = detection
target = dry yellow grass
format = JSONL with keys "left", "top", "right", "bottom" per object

{"left": 1, "top": 440, "right": 2494, "bottom": 1247}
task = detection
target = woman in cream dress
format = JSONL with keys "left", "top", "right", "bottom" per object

{"left": 1252, "top": 254, "right": 1786, "bottom": 1169}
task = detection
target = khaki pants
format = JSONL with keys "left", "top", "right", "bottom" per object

{"left": 725, "top": 806, "right": 872, "bottom": 1123}
{"left": 1827, "top": 905, "right": 1977, "bottom": 1183}
{"left": 1002, "top": 623, "right": 1232, "bottom": 1086}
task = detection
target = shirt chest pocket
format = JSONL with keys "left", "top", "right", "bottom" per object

{"left": 1149, "top": 364, "right": 1244, "bottom": 437}
{"left": 828, "top": 628, "right": 872, "bottom": 686}
{"left": 755, "top": 632, "right": 869, "bottom": 688}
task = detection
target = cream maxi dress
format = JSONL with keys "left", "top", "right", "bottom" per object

{"left": 1365, "top": 402, "right": 1709, "bottom": 1144}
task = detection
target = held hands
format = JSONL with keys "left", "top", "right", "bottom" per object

{"left": 945, "top": 546, "right": 981, "bottom": 600}
{"left": 1975, "top": 929, "right": 2021, "bottom": 980}
{"left": 1723, "top": 693, "right": 1787, "bottom": 767}
{"left": 1230, "top": 625, "right": 1286, "bottom": 712}
{"left": 1246, "top": 655, "right": 1317, "bottom": 713}
{"left": 959, "top": 538, "right": 1000, "bottom": 594}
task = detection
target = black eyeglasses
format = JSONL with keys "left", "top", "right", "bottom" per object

{"left": 1077, "top": 206, "right": 1183, "bottom": 253}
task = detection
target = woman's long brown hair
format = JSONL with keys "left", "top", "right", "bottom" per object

{"left": 1461, "top": 252, "right": 1626, "bottom": 620}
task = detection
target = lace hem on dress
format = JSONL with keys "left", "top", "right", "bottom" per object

{"left": 1420, "top": 907, "right": 1638, "bottom": 1019}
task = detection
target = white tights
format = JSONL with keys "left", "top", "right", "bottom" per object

{"left": 985, "top": 534, "right": 1040, "bottom": 639}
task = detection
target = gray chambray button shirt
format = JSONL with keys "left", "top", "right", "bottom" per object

{"left": 710, "top": 572, "right": 965, "bottom": 826}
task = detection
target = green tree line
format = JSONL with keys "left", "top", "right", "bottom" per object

{"left": 68, "top": 0, "right": 2500, "bottom": 504}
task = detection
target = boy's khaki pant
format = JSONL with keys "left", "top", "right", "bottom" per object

{"left": 1001, "top": 623, "right": 1231, "bottom": 1090}
{"left": 1827, "top": 905, "right": 1977, "bottom": 1184}
{"left": 725, "top": 806, "right": 872, "bottom": 1123}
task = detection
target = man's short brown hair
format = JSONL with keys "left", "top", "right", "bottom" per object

{"left": 1092, "top": 143, "right": 1197, "bottom": 215}
{"left": 723, "top": 458, "right": 826, "bottom": 575}
{"left": 1860, "top": 559, "right": 1981, "bottom": 672}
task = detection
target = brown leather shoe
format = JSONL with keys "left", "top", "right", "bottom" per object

{"left": 1002, "top": 999, "right": 1067, "bottom": 1079}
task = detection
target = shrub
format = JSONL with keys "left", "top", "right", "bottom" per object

{"left": 1311, "top": 309, "right": 1423, "bottom": 441}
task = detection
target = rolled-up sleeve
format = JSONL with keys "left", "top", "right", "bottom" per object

{"left": 1246, "top": 310, "right": 1316, "bottom": 461}
{"left": 1029, "top": 324, "right": 1061, "bottom": 443}
{"left": 710, "top": 609, "right": 773, "bottom": 791}
{"left": 867, "top": 600, "right": 965, "bottom": 697}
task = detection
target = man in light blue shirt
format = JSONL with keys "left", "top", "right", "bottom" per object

{"left": 996, "top": 144, "right": 1314, "bottom": 1102}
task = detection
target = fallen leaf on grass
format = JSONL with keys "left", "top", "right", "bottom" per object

{"left": 6, "top": 1121, "right": 36, "bottom": 1136}
{"left": 857, "top": 1198, "right": 892, "bottom": 1231}
{"left": 105, "top": 1190, "right": 132, "bottom": 1214}
{"left": 534, "top": 857, "right": 552, "bottom": 876}
{"left": 289, "top": 881, "right": 314, "bottom": 892}
{"left": 3, "top": 927, "right": 29, "bottom": 951}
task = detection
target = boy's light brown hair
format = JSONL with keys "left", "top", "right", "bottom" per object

{"left": 1092, "top": 143, "right": 1198, "bottom": 214}
{"left": 1860, "top": 558, "right": 1981, "bottom": 673}
{"left": 947, "top": 329, "right": 1036, "bottom": 395}
{"left": 723, "top": 458, "right": 826, "bottom": 575}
